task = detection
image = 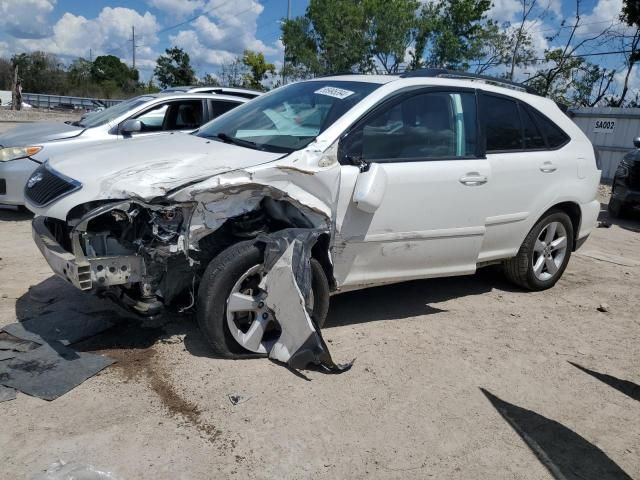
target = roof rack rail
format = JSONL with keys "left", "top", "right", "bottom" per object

{"left": 399, "top": 68, "right": 538, "bottom": 95}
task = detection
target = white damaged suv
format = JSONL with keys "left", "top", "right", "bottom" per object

{"left": 26, "top": 70, "right": 601, "bottom": 360}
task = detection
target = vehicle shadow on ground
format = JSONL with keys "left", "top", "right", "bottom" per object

{"left": 14, "top": 267, "right": 519, "bottom": 360}
{"left": 569, "top": 362, "right": 640, "bottom": 403}
{"left": 481, "top": 388, "right": 633, "bottom": 480}
{"left": 598, "top": 202, "right": 640, "bottom": 233}
{"left": 325, "top": 266, "right": 518, "bottom": 328}
{"left": 0, "top": 205, "right": 32, "bottom": 221}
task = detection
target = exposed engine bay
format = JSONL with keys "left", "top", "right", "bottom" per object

{"left": 48, "top": 192, "right": 333, "bottom": 319}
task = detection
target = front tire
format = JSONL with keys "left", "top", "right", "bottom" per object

{"left": 196, "top": 240, "right": 330, "bottom": 358}
{"left": 503, "top": 210, "right": 574, "bottom": 291}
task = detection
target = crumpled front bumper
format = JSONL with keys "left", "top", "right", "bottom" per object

{"left": 32, "top": 216, "right": 144, "bottom": 291}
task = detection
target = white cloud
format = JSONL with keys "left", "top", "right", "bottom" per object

{"left": 579, "top": 0, "right": 625, "bottom": 35}
{"left": 488, "top": 0, "right": 561, "bottom": 26}
{"left": 0, "top": 41, "right": 9, "bottom": 58}
{"left": 13, "top": 7, "right": 160, "bottom": 66}
{"left": 0, "top": 0, "right": 56, "bottom": 39}
{"left": 168, "top": 0, "right": 278, "bottom": 69}
{"left": 148, "top": 0, "right": 204, "bottom": 18}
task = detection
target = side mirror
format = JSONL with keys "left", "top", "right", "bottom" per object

{"left": 633, "top": 137, "right": 640, "bottom": 148}
{"left": 353, "top": 163, "right": 388, "bottom": 213}
{"left": 121, "top": 119, "right": 142, "bottom": 136}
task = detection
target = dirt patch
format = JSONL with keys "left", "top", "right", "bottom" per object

{"left": 77, "top": 321, "right": 222, "bottom": 443}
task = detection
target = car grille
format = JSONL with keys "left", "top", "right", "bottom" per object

{"left": 24, "top": 164, "right": 81, "bottom": 207}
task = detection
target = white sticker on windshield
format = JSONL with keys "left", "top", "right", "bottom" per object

{"left": 314, "top": 86, "right": 355, "bottom": 100}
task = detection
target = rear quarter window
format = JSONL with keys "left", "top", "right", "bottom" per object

{"left": 528, "top": 107, "right": 570, "bottom": 148}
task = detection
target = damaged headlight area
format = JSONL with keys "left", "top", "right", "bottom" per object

{"left": 56, "top": 200, "right": 197, "bottom": 316}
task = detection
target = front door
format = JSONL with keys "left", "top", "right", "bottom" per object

{"left": 332, "top": 89, "right": 492, "bottom": 289}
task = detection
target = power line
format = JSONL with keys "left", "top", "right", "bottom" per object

{"left": 471, "top": 49, "right": 635, "bottom": 68}
{"left": 155, "top": 0, "right": 239, "bottom": 36}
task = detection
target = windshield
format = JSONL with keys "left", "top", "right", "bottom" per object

{"left": 80, "top": 96, "right": 155, "bottom": 128}
{"left": 196, "top": 80, "right": 381, "bottom": 153}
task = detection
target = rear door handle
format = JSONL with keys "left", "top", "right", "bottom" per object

{"left": 459, "top": 173, "right": 488, "bottom": 186}
{"left": 540, "top": 161, "right": 557, "bottom": 173}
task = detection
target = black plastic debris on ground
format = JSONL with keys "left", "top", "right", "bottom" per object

{"left": 0, "top": 331, "right": 40, "bottom": 353}
{"left": 0, "top": 310, "right": 117, "bottom": 401}
{"left": 3, "top": 310, "right": 115, "bottom": 346}
{"left": 0, "top": 384, "right": 17, "bottom": 403}
{"left": 0, "top": 350, "right": 18, "bottom": 361}
{"left": 0, "top": 341, "right": 114, "bottom": 401}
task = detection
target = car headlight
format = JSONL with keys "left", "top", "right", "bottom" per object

{"left": 616, "top": 162, "right": 630, "bottom": 178}
{"left": 0, "top": 146, "right": 43, "bottom": 162}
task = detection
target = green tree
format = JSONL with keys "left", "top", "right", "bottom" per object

{"left": 469, "top": 22, "right": 536, "bottom": 75}
{"left": 10, "top": 51, "right": 66, "bottom": 94}
{"left": 154, "top": 47, "right": 196, "bottom": 88}
{"left": 282, "top": 0, "right": 373, "bottom": 76}
{"left": 0, "top": 58, "right": 14, "bottom": 91}
{"left": 241, "top": 50, "right": 276, "bottom": 90}
{"left": 91, "top": 55, "right": 139, "bottom": 95}
{"left": 425, "top": 0, "right": 493, "bottom": 69}
{"left": 609, "top": 0, "right": 640, "bottom": 106}
{"left": 198, "top": 73, "right": 220, "bottom": 86}
{"left": 220, "top": 57, "right": 248, "bottom": 87}
{"left": 364, "top": 0, "right": 420, "bottom": 74}
{"left": 526, "top": 1, "right": 612, "bottom": 103}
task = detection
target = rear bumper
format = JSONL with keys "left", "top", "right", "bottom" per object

{"left": 32, "top": 216, "right": 144, "bottom": 291}
{"left": 576, "top": 199, "right": 600, "bottom": 249}
{"left": 0, "top": 157, "right": 39, "bottom": 206}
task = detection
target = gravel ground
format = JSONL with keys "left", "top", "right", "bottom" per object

{"left": 0, "top": 193, "right": 638, "bottom": 479}
{"left": 0, "top": 109, "right": 80, "bottom": 133}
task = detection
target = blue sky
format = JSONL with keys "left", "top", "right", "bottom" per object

{"left": 0, "top": 0, "right": 626, "bottom": 88}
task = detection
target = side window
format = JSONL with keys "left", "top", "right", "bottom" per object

{"left": 520, "top": 106, "right": 546, "bottom": 149}
{"left": 352, "top": 91, "right": 477, "bottom": 162}
{"left": 136, "top": 104, "right": 168, "bottom": 132}
{"left": 529, "top": 108, "right": 570, "bottom": 148}
{"left": 482, "top": 95, "right": 522, "bottom": 151}
{"left": 210, "top": 100, "right": 240, "bottom": 118}
{"left": 169, "top": 100, "right": 204, "bottom": 130}
{"left": 134, "top": 100, "right": 204, "bottom": 132}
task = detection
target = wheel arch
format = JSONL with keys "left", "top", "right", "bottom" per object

{"left": 193, "top": 199, "right": 336, "bottom": 288}
{"left": 539, "top": 201, "right": 581, "bottom": 251}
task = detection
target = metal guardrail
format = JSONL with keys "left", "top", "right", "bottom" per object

{"left": 21, "top": 93, "right": 123, "bottom": 110}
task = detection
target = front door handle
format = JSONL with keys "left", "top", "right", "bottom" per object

{"left": 459, "top": 173, "right": 488, "bottom": 186}
{"left": 540, "top": 161, "right": 557, "bottom": 173}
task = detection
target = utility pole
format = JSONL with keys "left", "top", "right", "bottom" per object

{"left": 89, "top": 48, "right": 92, "bottom": 62}
{"left": 282, "top": 0, "right": 291, "bottom": 85}
{"left": 131, "top": 26, "right": 136, "bottom": 70}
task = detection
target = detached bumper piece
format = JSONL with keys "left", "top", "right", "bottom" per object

{"left": 258, "top": 229, "right": 353, "bottom": 374}
{"left": 32, "top": 216, "right": 144, "bottom": 291}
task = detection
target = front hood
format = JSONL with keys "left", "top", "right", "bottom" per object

{"left": 0, "top": 121, "right": 83, "bottom": 147}
{"left": 44, "top": 133, "right": 284, "bottom": 208}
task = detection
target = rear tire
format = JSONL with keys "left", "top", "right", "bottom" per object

{"left": 196, "top": 240, "right": 330, "bottom": 358}
{"left": 504, "top": 210, "right": 574, "bottom": 291}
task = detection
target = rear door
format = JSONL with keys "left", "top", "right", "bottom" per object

{"left": 478, "top": 93, "right": 570, "bottom": 262}
{"left": 333, "top": 88, "right": 493, "bottom": 288}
